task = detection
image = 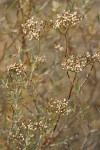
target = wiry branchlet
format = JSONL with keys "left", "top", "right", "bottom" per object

{"left": 53, "top": 10, "right": 82, "bottom": 33}
{"left": 62, "top": 51, "right": 100, "bottom": 73}
{"left": 47, "top": 98, "right": 71, "bottom": 115}
{"left": 22, "top": 17, "right": 53, "bottom": 40}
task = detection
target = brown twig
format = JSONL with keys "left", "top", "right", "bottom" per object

{"left": 79, "top": 63, "right": 94, "bottom": 92}
{"left": 67, "top": 73, "right": 77, "bottom": 100}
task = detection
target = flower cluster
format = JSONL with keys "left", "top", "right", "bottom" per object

{"left": 22, "top": 10, "right": 82, "bottom": 40}
{"left": 22, "top": 17, "right": 53, "bottom": 40}
{"left": 55, "top": 43, "right": 64, "bottom": 51}
{"left": 53, "top": 10, "right": 82, "bottom": 33}
{"left": 62, "top": 51, "right": 100, "bottom": 73}
{"left": 21, "top": 119, "right": 47, "bottom": 132}
{"left": 9, "top": 118, "right": 49, "bottom": 148}
{"left": 9, "top": 120, "right": 36, "bottom": 149}
{"left": 7, "top": 63, "right": 24, "bottom": 75}
{"left": 35, "top": 55, "right": 46, "bottom": 64}
{"left": 47, "top": 98, "right": 71, "bottom": 115}
{"left": 32, "top": 55, "right": 46, "bottom": 70}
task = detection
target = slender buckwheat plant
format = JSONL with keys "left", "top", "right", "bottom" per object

{"left": 0, "top": 1, "right": 100, "bottom": 150}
